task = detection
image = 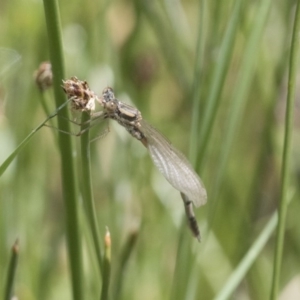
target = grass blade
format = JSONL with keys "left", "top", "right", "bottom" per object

{"left": 42, "top": 0, "right": 83, "bottom": 299}
{"left": 208, "top": 0, "right": 272, "bottom": 229}
{"left": 270, "top": 1, "right": 300, "bottom": 298}
{"left": 197, "top": 0, "right": 244, "bottom": 171}
{"left": 215, "top": 212, "right": 278, "bottom": 300}
{"left": 4, "top": 239, "right": 19, "bottom": 300}
{"left": 0, "top": 99, "right": 70, "bottom": 177}
{"left": 101, "top": 228, "right": 111, "bottom": 300}
{"left": 80, "top": 112, "right": 104, "bottom": 276}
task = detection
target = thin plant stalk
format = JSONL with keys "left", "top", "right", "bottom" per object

{"left": 38, "top": 91, "right": 59, "bottom": 143}
{"left": 42, "top": 0, "right": 83, "bottom": 299}
{"left": 189, "top": 0, "right": 206, "bottom": 165}
{"left": 101, "top": 228, "right": 111, "bottom": 300}
{"left": 141, "top": 0, "right": 191, "bottom": 90}
{"left": 207, "top": 0, "right": 272, "bottom": 230}
{"left": 170, "top": 1, "right": 206, "bottom": 298}
{"left": 170, "top": 225, "right": 195, "bottom": 300}
{"left": 197, "top": 0, "right": 244, "bottom": 172}
{"left": 113, "top": 230, "right": 138, "bottom": 300}
{"left": 171, "top": 1, "right": 205, "bottom": 297}
{"left": 0, "top": 99, "right": 70, "bottom": 177}
{"left": 215, "top": 212, "right": 278, "bottom": 300}
{"left": 80, "top": 112, "right": 104, "bottom": 276}
{"left": 270, "top": 1, "right": 300, "bottom": 298}
{"left": 4, "top": 239, "right": 19, "bottom": 300}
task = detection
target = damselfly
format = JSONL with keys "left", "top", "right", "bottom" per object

{"left": 61, "top": 77, "right": 207, "bottom": 241}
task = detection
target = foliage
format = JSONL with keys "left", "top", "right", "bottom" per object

{"left": 1, "top": 0, "right": 300, "bottom": 299}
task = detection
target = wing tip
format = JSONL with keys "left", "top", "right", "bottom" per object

{"left": 193, "top": 188, "right": 208, "bottom": 208}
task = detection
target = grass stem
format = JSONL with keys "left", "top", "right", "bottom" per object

{"left": 270, "top": 1, "right": 300, "bottom": 298}
{"left": 42, "top": 0, "right": 84, "bottom": 299}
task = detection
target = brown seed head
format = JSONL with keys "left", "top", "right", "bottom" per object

{"left": 62, "top": 77, "right": 97, "bottom": 111}
{"left": 34, "top": 61, "right": 53, "bottom": 91}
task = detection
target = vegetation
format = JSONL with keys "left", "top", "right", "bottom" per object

{"left": 1, "top": 0, "right": 300, "bottom": 299}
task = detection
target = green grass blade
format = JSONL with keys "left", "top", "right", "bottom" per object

{"left": 4, "top": 239, "right": 19, "bottom": 300}
{"left": 113, "top": 230, "right": 139, "bottom": 300}
{"left": 42, "top": 0, "right": 83, "bottom": 299}
{"left": 197, "top": 0, "right": 244, "bottom": 171}
{"left": 189, "top": 0, "right": 206, "bottom": 164}
{"left": 270, "top": 1, "right": 300, "bottom": 298}
{"left": 100, "top": 228, "right": 111, "bottom": 300}
{"left": 215, "top": 212, "right": 278, "bottom": 300}
{"left": 141, "top": 0, "right": 191, "bottom": 90}
{"left": 208, "top": 0, "right": 272, "bottom": 228}
{"left": 0, "top": 100, "right": 69, "bottom": 177}
{"left": 171, "top": 1, "right": 206, "bottom": 297}
{"left": 80, "top": 112, "right": 104, "bottom": 276}
{"left": 0, "top": 130, "right": 35, "bottom": 177}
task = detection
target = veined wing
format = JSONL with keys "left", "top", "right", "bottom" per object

{"left": 0, "top": 48, "right": 21, "bottom": 77}
{"left": 140, "top": 119, "right": 207, "bottom": 207}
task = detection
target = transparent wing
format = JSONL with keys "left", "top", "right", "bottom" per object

{"left": 140, "top": 120, "right": 207, "bottom": 207}
{"left": 0, "top": 48, "right": 21, "bottom": 77}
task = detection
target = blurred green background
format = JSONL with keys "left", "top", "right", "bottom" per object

{"left": 1, "top": 0, "right": 300, "bottom": 299}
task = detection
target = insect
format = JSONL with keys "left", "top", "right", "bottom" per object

{"left": 62, "top": 77, "right": 207, "bottom": 241}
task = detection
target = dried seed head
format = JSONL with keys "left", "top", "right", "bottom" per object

{"left": 62, "top": 76, "right": 97, "bottom": 112}
{"left": 34, "top": 61, "right": 53, "bottom": 91}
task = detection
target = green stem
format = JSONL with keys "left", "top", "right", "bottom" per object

{"left": 215, "top": 212, "right": 278, "bottom": 300}
{"left": 113, "top": 230, "right": 138, "bottom": 300}
{"left": 141, "top": 0, "right": 191, "bottom": 91}
{"left": 101, "top": 228, "right": 111, "bottom": 300}
{"left": 270, "top": 1, "right": 300, "bottom": 298}
{"left": 4, "top": 240, "right": 19, "bottom": 300}
{"left": 42, "top": 0, "right": 83, "bottom": 299}
{"left": 197, "top": 0, "right": 244, "bottom": 172}
{"left": 0, "top": 99, "right": 70, "bottom": 177}
{"left": 189, "top": 0, "right": 206, "bottom": 165}
{"left": 80, "top": 112, "right": 103, "bottom": 275}
{"left": 207, "top": 0, "right": 272, "bottom": 230}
